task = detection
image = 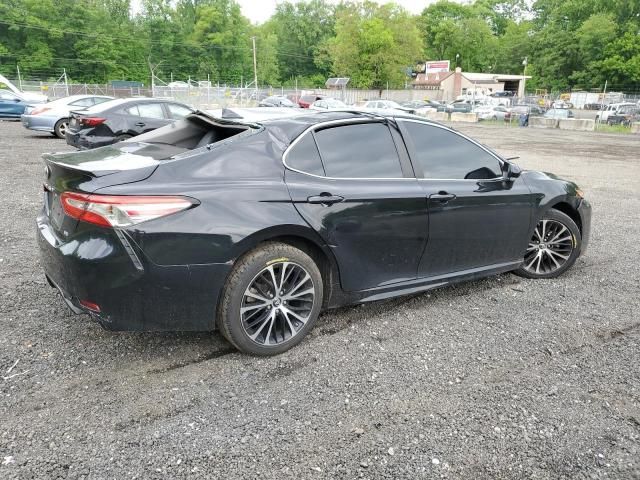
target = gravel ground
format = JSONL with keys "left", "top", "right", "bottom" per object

{"left": 0, "top": 120, "right": 639, "bottom": 479}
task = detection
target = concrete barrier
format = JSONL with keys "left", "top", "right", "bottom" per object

{"left": 558, "top": 118, "right": 596, "bottom": 131}
{"left": 631, "top": 122, "right": 640, "bottom": 134}
{"left": 529, "top": 117, "right": 558, "bottom": 129}
{"left": 422, "top": 111, "right": 449, "bottom": 122}
{"left": 450, "top": 112, "right": 478, "bottom": 123}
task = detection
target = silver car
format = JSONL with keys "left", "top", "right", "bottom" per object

{"left": 21, "top": 95, "right": 113, "bottom": 138}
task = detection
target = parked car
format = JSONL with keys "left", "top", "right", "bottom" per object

{"left": 596, "top": 102, "right": 637, "bottom": 123}
{"left": 0, "top": 73, "right": 48, "bottom": 103}
{"left": 552, "top": 100, "right": 573, "bottom": 109}
{"left": 606, "top": 106, "right": 639, "bottom": 126}
{"left": 544, "top": 108, "right": 575, "bottom": 119}
{"left": 298, "top": 94, "right": 325, "bottom": 108}
{"left": 511, "top": 104, "right": 545, "bottom": 117}
{"left": 21, "top": 95, "right": 114, "bottom": 138}
{"left": 362, "top": 99, "right": 415, "bottom": 114}
{"left": 490, "top": 91, "right": 515, "bottom": 97}
{"left": 474, "top": 105, "right": 511, "bottom": 121}
{"left": 309, "top": 98, "right": 348, "bottom": 110}
{"left": 0, "top": 89, "right": 43, "bottom": 118}
{"left": 258, "top": 95, "right": 298, "bottom": 108}
{"left": 401, "top": 100, "right": 441, "bottom": 112}
{"left": 65, "top": 98, "right": 195, "bottom": 149}
{"left": 438, "top": 102, "right": 473, "bottom": 113}
{"left": 38, "top": 110, "right": 591, "bottom": 355}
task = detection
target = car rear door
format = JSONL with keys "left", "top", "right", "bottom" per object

{"left": 284, "top": 119, "right": 428, "bottom": 292}
{"left": 397, "top": 119, "right": 533, "bottom": 277}
{"left": 126, "top": 102, "right": 171, "bottom": 134}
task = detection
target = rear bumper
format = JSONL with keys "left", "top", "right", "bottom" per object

{"left": 37, "top": 211, "right": 231, "bottom": 331}
{"left": 65, "top": 131, "right": 118, "bottom": 150}
{"left": 21, "top": 114, "right": 56, "bottom": 132}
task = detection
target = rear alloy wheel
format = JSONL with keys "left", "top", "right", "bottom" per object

{"left": 53, "top": 118, "right": 69, "bottom": 139}
{"left": 515, "top": 209, "right": 581, "bottom": 279}
{"left": 218, "top": 242, "right": 323, "bottom": 355}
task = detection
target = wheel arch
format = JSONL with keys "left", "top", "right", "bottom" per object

{"left": 229, "top": 225, "right": 343, "bottom": 309}
{"left": 547, "top": 200, "right": 582, "bottom": 234}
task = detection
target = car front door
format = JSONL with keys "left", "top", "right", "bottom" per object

{"left": 0, "top": 91, "right": 25, "bottom": 117}
{"left": 398, "top": 119, "right": 533, "bottom": 277}
{"left": 284, "top": 120, "right": 428, "bottom": 292}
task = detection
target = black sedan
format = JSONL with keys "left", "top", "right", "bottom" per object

{"left": 65, "top": 98, "right": 194, "bottom": 149}
{"left": 258, "top": 95, "right": 298, "bottom": 108}
{"left": 38, "top": 111, "right": 591, "bottom": 355}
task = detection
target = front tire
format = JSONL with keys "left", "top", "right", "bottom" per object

{"left": 53, "top": 118, "right": 69, "bottom": 139}
{"left": 217, "top": 242, "right": 323, "bottom": 355}
{"left": 514, "top": 209, "right": 581, "bottom": 279}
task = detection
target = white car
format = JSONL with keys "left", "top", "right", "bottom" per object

{"left": 596, "top": 102, "right": 637, "bottom": 123}
{"left": 309, "top": 98, "right": 348, "bottom": 110}
{"left": 361, "top": 99, "right": 414, "bottom": 114}
{"left": 473, "top": 105, "right": 511, "bottom": 121}
{"left": 0, "top": 73, "right": 48, "bottom": 103}
{"left": 21, "top": 94, "right": 114, "bottom": 138}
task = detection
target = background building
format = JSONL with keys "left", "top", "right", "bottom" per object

{"left": 413, "top": 67, "right": 531, "bottom": 102}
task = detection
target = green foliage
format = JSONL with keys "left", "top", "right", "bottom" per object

{"left": 327, "top": 2, "right": 423, "bottom": 89}
{"left": 0, "top": 0, "right": 639, "bottom": 93}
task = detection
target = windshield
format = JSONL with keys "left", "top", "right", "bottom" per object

{"left": 326, "top": 99, "right": 347, "bottom": 108}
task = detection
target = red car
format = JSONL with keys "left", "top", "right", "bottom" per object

{"left": 298, "top": 94, "right": 325, "bottom": 108}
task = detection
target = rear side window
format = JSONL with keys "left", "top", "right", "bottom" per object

{"left": 287, "top": 133, "right": 325, "bottom": 176}
{"left": 137, "top": 103, "right": 166, "bottom": 119}
{"left": 401, "top": 122, "right": 502, "bottom": 180}
{"left": 314, "top": 123, "right": 403, "bottom": 178}
{"left": 69, "top": 98, "right": 94, "bottom": 107}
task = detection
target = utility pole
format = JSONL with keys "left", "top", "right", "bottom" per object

{"left": 148, "top": 57, "right": 164, "bottom": 98}
{"left": 16, "top": 65, "right": 22, "bottom": 91}
{"left": 598, "top": 80, "right": 608, "bottom": 126}
{"left": 251, "top": 36, "right": 258, "bottom": 101}
{"left": 522, "top": 57, "right": 528, "bottom": 100}
{"left": 63, "top": 68, "right": 69, "bottom": 97}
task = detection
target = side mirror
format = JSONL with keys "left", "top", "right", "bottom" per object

{"left": 503, "top": 160, "right": 522, "bottom": 179}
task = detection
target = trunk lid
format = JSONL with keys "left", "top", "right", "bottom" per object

{"left": 42, "top": 143, "right": 161, "bottom": 235}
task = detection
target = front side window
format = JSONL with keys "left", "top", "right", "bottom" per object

{"left": 401, "top": 121, "right": 502, "bottom": 180}
{"left": 314, "top": 122, "right": 403, "bottom": 178}
{"left": 0, "top": 90, "right": 18, "bottom": 100}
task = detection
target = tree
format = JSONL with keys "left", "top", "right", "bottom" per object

{"left": 326, "top": 2, "right": 423, "bottom": 89}
{"left": 270, "top": 0, "right": 335, "bottom": 85}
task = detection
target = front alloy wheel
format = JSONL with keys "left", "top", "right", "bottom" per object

{"left": 515, "top": 209, "right": 581, "bottom": 279}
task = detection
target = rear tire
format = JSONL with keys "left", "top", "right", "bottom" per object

{"left": 514, "top": 209, "right": 581, "bottom": 279}
{"left": 53, "top": 118, "right": 69, "bottom": 139}
{"left": 115, "top": 134, "right": 132, "bottom": 143}
{"left": 217, "top": 242, "right": 323, "bottom": 355}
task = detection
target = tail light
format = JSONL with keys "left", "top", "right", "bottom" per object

{"left": 60, "top": 192, "right": 196, "bottom": 228}
{"left": 30, "top": 106, "right": 51, "bottom": 116}
{"left": 80, "top": 117, "right": 106, "bottom": 127}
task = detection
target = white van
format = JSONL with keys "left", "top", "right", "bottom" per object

{"left": 597, "top": 102, "right": 636, "bottom": 122}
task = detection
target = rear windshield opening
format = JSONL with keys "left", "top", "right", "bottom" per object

{"left": 131, "top": 113, "right": 255, "bottom": 159}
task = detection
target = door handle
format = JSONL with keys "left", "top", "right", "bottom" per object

{"left": 307, "top": 194, "right": 344, "bottom": 205}
{"left": 135, "top": 122, "right": 146, "bottom": 127}
{"left": 429, "top": 192, "right": 456, "bottom": 203}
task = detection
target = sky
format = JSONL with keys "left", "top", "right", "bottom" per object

{"left": 235, "top": 0, "right": 461, "bottom": 24}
